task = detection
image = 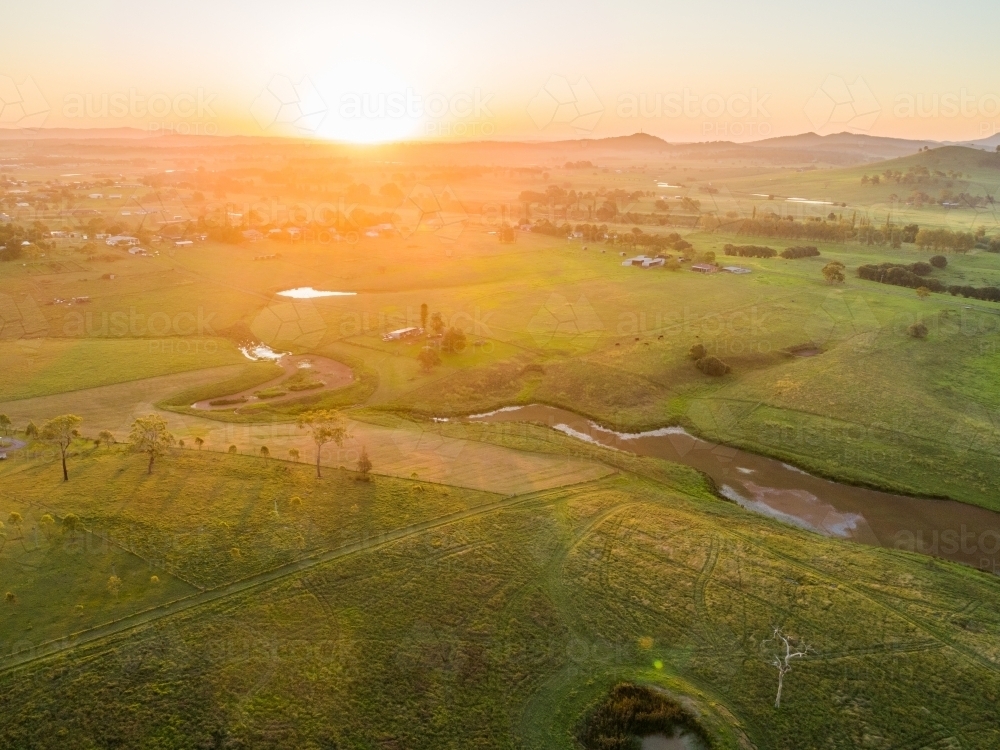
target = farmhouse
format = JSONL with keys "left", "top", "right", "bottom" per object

{"left": 691, "top": 263, "right": 718, "bottom": 274}
{"left": 382, "top": 326, "right": 423, "bottom": 342}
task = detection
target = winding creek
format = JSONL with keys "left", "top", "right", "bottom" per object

{"left": 465, "top": 405, "right": 1000, "bottom": 573}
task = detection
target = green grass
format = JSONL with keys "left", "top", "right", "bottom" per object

{"left": 0, "top": 337, "right": 246, "bottom": 403}
{"left": 2, "top": 452, "right": 999, "bottom": 748}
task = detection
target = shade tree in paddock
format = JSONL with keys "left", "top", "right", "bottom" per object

{"left": 127, "top": 415, "right": 175, "bottom": 475}
{"left": 297, "top": 410, "right": 347, "bottom": 478}
{"left": 40, "top": 414, "right": 83, "bottom": 481}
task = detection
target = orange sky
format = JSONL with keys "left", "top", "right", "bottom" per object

{"left": 3, "top": 0, "right": 1000, "bottom": 143}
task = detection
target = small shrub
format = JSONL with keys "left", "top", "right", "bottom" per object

{"left": 577, "top": 683, "right": 711, "bottom": 750}
{"left": 4, "top": 591, "right": 15, "bottom": 604}
{"left": 150, "top": 575, "right": 160, "bottom": 584}
{"left": 696, "top": 355, "right": 731, "bottom": 376}
{"left": 228, "top": 445, "right": 238, "bottom": 454}
{"left": 688, "top": 343, "right": 706, "bottom": 360}
{"left": 230, "top": 547, "right": 241, "bottom": 558}
{"left": 930, "top": 255, "right": 947, "bottom": 268}
{"left": 209, "top": 397, "right": 247, "bottom": 406}
{"left": 908, "top": 321, "right": 928, "bottom": 338}
{"left": 910, "top": 261, "right": 933, "bottom": 276}
{"left": 290, "top": 495, "right": 302, "bottom": 508}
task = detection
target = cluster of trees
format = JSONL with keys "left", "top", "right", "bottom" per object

{"left": 414, "top": 302, "right": 467, "bottom": 373}
{"left": 0, "top": 221, "right": 51, "bottom": 261}
{"left": 857, "top": 263, "right": 945, "bottom": 292}
{"left": 945, "top": 285, "right": 1000, "bottom": 302}
{"left": 914, "top": 228, "right": 976, "bottom": 252}
{"left": 724, "top": 244, "right": 776, "bottom": 258}
{"left": 780, "top": 246, "right": 820, "bottom": 259}
{"left": 734, "top": 216, "right": 854, "bottom": 243}
{"left": 9, "top": 413, "right": 174, "bottom": 481}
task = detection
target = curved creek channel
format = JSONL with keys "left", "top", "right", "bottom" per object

{"left": 465, "top": 405, "right": 1000, "bottom": 574}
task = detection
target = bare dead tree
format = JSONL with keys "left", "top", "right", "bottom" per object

{"left": 763, "top": 627, "right": 812, "bottom": 708}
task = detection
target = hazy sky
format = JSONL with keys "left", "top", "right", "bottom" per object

{"left": 3, "top": 0, "right": 1000, "bottom": 143}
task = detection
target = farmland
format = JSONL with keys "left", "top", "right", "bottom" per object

{"left": 2, "top": 133, "right": 1000, "bottom": 747}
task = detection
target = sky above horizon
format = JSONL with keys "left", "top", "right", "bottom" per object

{"left": 3, "top": 0, "right": 1000, "bottom": 144}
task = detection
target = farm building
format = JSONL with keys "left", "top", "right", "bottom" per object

{"left": 723, "top": 266, "right": 751, "bottom": 274}
{"left": 691, "top": 264, "right": 718, "bottom": 274}
{"left": 106, "top": 235, "right": 140, "bottom": 247}
{"left": 622, "top": 255, "right": 665, "bottom": 268}
{"left": 382, "top": 327, "right": 423, "bottom": 342}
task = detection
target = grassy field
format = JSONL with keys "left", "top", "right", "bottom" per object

{"left": 0, "top": 337, "right": 247, "bottom": 402}
{"left": 5, "top": 221, "right": 1000, "bottom": 509}
{"left": 1, "top": 448, "right": 999, "bottom": 748}
{"left": 3, "top": 139, "right": 1000, "bottom": 746}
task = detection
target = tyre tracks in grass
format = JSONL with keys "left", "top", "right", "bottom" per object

{"left": 0, "top": 476, "right": 610, "bottom": 675}
{"left": 728, "top": 530, "right": 1000, "bottom": 677}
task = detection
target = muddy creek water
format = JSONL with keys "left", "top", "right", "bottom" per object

{"left": 469, "top": 405, "right": 1000, "bottom": 573}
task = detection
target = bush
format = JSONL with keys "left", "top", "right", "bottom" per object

{"left": 908, "top": 322, "right": 928, "bottom": 338}
{"left": 946, "top": 284, "right": 1000, "bottom": 302}
{"left": 780, "top": 245, "right": 820, "bottom": 259}
{"left": 688, "top": 343, "right": 706, "bottom": 360}
{"left": 857, "top": 263, "right": 946, "bottom": 292}
{"left": 577, "top": 683, "right": 710, "bottom": 750}
{"left": 441, "top": 327, "right": 467, "bottom": 353}
{"left": 228, "top": 445, "right": 237, "bottom": 454}
{"left": 723, "top": 243, "right": 775, "bottom": 258}
{"left": 209, "top": 396, "right": 247, "bottom": 406}
{"left": 695, "top": 355, "right": 731, "bottom": 376}
{"left": 930, "top": 255, "right": 947, "bottom": 268}
{"left": 910, "top": 261, "right": 933, "bottom": 276}
{"left": 287, "top": 381, "right": 324, "bottom": 392}
{"left": 418, "top": 346, "right": 441, "bottom": 372}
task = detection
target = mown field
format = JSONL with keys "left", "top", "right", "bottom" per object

{"left": 2, "top": 446, "right": 1000, "bottom": 749}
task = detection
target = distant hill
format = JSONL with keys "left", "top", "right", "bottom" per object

{"left": 749, "top": 131, "right": 938, "bottom": 161}
{"left": 0, "top": 127, "right": 156, "bottom": 140}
